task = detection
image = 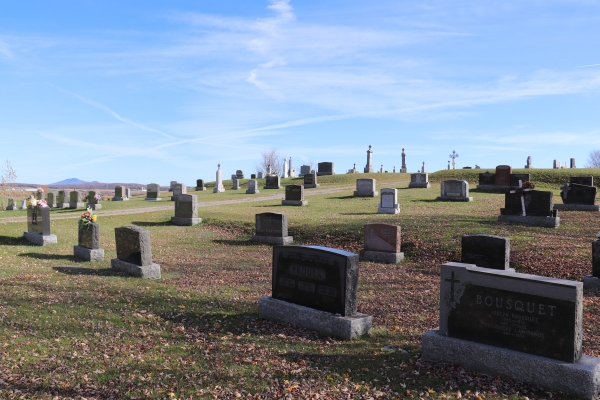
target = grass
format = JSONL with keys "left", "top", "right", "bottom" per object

{"left": 0, "top": 169, "right": 599, "bottom": 398}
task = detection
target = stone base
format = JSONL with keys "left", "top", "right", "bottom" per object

{"left": 251, "top": 235, "right": 293, "bottom": 245}
{"left": 476, "top": 184, "right": 515, "bottom": 193}
{"left": 378, "top": 204, "right": 400, "bottom": 214}
{"left": 353, "top": 191, "right": 378, "bottom": 197}
{"left": 583, "top": 275, "right": 600, "bottom": 289}
{"left": 259, "top": 296, "right": 372, "bottom": 340}
{"left": 73, "top": 245, "right": 104, "bottom": 261}
{"left": 144, "top": 197, "right": 162, "bottom": 201}
{"left": 436, "top": 196, "right": 473, "bottom": 202}
{"left": 282, "top": 200, "right": 308, "bottom": 206}
{"left": 110, "top": 258, "right": 161, "bottom": 279}
{"left": 400, "top": 168, "right": 407, "bottom": 173}
{"left": 56, "top": 203, "right": 68, "bottom": 208}
{"left": 304, "top": 184, "right": 319, "bottom": 188}
{"left": 87, "top": 203, "right": 102, "bottom": 210}
{"left": 265, "top": 186, "right": 281, "bottom": 190}
{"left": 196, "top": 186, "right": 206, "bottom": 191}
{"left": 359, "top": 250, "right": 404, "bottom": 263}
{"left": 23, "top": 232, "right": 57, "bottom": 246}
{"left": 421, "top": 329, "right": 600, "bottom": 400}
{"left": 498, "top": 215, "right": 560, "bottom": 228}
{"left": 69, "top": 202, "right": 84, "bottom": 209}
{"left": 5, "top": 205, "right": 15, "bottom": 210}
{"left": 170, "top": 216, "right": 202, "bottom": 226}
{"left": 213, "top": 187, "right": 225, "bottom": 193}
{"left": 554, "top": 204, "right": 600, "bottom": 211}
{"left": 408, "top": 183, "right": 430, "bottom": 188}
{"left": 246, "top": 189, "right": 260, "bottom": 194}
{"left": 112, "top": 197, "right": 129, "bottom": 201}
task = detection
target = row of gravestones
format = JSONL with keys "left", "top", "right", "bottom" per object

{"left": 7, "top": 188, "right": 131, "bottom": 212}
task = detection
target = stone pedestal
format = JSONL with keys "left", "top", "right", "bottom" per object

{"left": 281, "top": 200, "right": 308, "bottom": 206}
{"left": 170, "top": 216, "right": 202, "bottom": 226}
{"left": 251, "top": 235, "right": 293, "bottom": 245}
{"left": 583, "top": 275, "right": 600, "bottom": 289}
{"left": 196, "top": 186, "right": 206, "bottom": 191}
{"left": 304, "top": 183, "right": 319, "bottom": 189}
{"left": 69, "top": 202, "right": 85, "bottom": 209}
{"left": 112, "top": 196, "right": 129, "bottom": 201}
{"left": 145, "top": 197, "right": 162, "bottom": 201}
{"left": 359, "top": 250, "right": 404, "bottom": 264}
{"left": 259, "top": 296, "right": 372, "bottom": 340}
{"left": 23, "top": 232, "right": 57, "bottom": 246}
{"left": 422, "top": 329, "right": 600, "bottom": 400}
{"left": 377, "top": 204, "right": 400, "bottom": 214}
{"left": 498, "top": 215, "right": 560, "bottom": 228}
{"left": 87, "top": 203, "right": 102, "bottom": 210}
{"left": 110, "top": 258, "right": 161, "bottom": 279}
{"left": 73, "top": 245, "right": 104, "bottom": 261}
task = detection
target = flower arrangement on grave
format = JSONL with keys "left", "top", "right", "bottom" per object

{"left": 27, "top": 197, "right": 48, "bottom": 208}
{"left": 94, "top": 193, "right": 102, "bottom": 202}
{"left": 37, "top": 188, "right": 44, "bottom": 194}
{"left": 513, "top": 181, "right": 535, "bottom": 196}
{"left": 79, "top": 209, "right": 98, "bottom": 228}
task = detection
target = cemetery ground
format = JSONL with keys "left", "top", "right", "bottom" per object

{"left": 1, "top": 171, "right": 600, "bottom": 399}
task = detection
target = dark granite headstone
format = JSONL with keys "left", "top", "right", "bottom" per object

{"left": 479, "top": 172, "right": 495, "bottom": 185}
{"left": 256, "top": 213, "right": 288, "bottom": 237}
{"left": 57, "top": 190, "right": 67, "bottom": 204}
{"left": 174, "top": 194, "right": 197, "bottom": 218}
{"left": 46, "top": 192, "right": 55, "bottom": 207}
{"left": 304, "top": 173, "right": 315, "bottom": 185}
{"left": 27, "top": 206, "right": 51, "bottom": 235}
{"left": 251, "top": 174, "right": 256, "bottom": 179}
{"left": 570, "top": 176, "right": 593, "bottom": 186}
{"left": 593, "top": 241, "right": 600, "bottom": 278}
{"left": 114, "top": 226, "right": 153, "bottom": 266}
{"left": 562, "top": 183, "right": 597, "bottom": 205}
{"left": 69, "top": 191, "right": 80, "bottom": 203}
{"left": 236, "top": 170, "right": 244, "bottom": 179}
{"left": 265, "top": 175, "right": 280, "bottom": 189}
{"left": 440, "top": 263, "right": 582, "bottom": 362}
{"left": 78, "top": 223, "right": 100, "bottom": 249}
{"left": 196, "top": 179, "right": 204, "bottom": 188}
{"left": 509, "top": 173, "right": 531, "bottom": 187}
{"left": 364, "top": 223, "right": 400, "bottom": 253}
{"left": 461, "top": 234, "right": 510, "bottom": 270}
{"left": 285, "top": 185, "right": 304, "bottom": 201}
{"left": 272, "top": 245, "right": 359, "bottom": 316}
{"left": 495, "top": 165, "right": 512, "bottom": 186}
{"left": 115, "top": 186, "right": 124, "bottom": 198}
{"left": 501, "top": 190, "right": 554, "bottom": 216}
{"left": 88, "top": 191, "right": 97, "bottom": 204}
{"left": 317, "top": 162, "right": 334, "bottom": 176}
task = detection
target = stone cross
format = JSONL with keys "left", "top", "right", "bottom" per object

{"left": 560, "top": 183, "right": 571, "bottom": 201}
{"left": 449, "top": 150, "right": 459, "bottom": 169}
{"left": 445, "top": 271, "right": 460, "bottom": 304}
{"left": 509, "top": 180, "right": 532, "bottom": 216}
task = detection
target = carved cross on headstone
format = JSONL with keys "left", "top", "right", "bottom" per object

{"left": 445, "top": 271, "right": 460, "bottom": 303}
{"left": 509, "top": 180, "right": 532, "bottom": 216}
{"left": 560, "top": 183, "right": 571, "bottom": 201}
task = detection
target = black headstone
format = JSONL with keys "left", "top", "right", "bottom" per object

{"left": 272, "top": 245, "right": 359, "bottom": 316}
{"left": 593, "top": 241, "right": 600, "bottom": 278}
{"left": 285, "top": 185, "right": 304, "bottom": 201}
{"left": 570, "top": 176, "right": 593, "bottom": 186}
{"left": 27, "top": 206, "right": 51, "bottom": 235}
{"left": 265, "top": 175, "right": 280, "bottom": 189}
{"left": 501, "top": 190, "right": 554, "bottom": 216}
{"left": 256, "top": 212, "right": 288, "bottom": 237}
{"left": 509, "top": 173, "right": 531, "bottom": 187}
{"left": 304, "top": 173, "right": 315, "bottom": 185}
{"left": 317, "top": 162, "right": 334, "bottom": 176}
{"left": 478, "top": 172, "right": 495, "bottom": 185}
{"left": 461, "top": 234, "right": 510, "bottom": 270}
{"left": 196, "top": 179, "right": 204, "bottom": 187}
{"left": 562, "top": 183, "right": 597, "bottom": 205}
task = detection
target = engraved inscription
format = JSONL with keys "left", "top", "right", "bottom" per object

{"left": 318, "top": 286, "right": 337, "bottom": 297}
{"left": 279, "top": 277, "right": 295, "bottom": 288}
{"left": 290, "top": 264, "right": 326, "bottom": 281}
{"left": 298, "top": 281, "right": 316, "bottom": 292}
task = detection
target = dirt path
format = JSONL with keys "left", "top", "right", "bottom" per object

{"left": 0, "top": 185, "right": 356, "bottom": 224}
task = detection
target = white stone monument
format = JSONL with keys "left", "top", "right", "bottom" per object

{"left": 213, "top": 164, "right": 225, "bottom": 193}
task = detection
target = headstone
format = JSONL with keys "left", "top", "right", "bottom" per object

{"left": 246, "top": 179, "right": 259, "bottom": 194}
{"left": 252, "top": 212, "right": 293, "bottom": 245}
{"left": 400, "top": 148, "right": 407, "bottom": 173}
{"left": 232, "top": 178, "right": 240, "bottom": 190}
{"left": 353, "top": 178, "right": 378, "bottom": 197}
{"left": 56, "top": 190, "right": 68, "bottom": 208}
{"left": 461, "top": 235, "right": 510, "bottom": 270}
{"left": 111, "top": 226, "right": 161, "bottom": 279}
{"left": 554, "top": 183, "right": 599, "bottom": 211}
{"left": 213, "top": 164, "right": 225, "bottom": 193}
{"left": 525, "top": 156, "right": 532, "bottom": 168}
{"left": 553, "top": 159, "right": 560, "bottom": 169}
{"left": 265, "top": 175, "right": 280, "bottom": 189}
{"left": 438, "top": 180, "right": 472, "bottom": 201}
{"left": 378, "top": 188, "right": 400, "bottom": 214}
{"left": 74, "top": 221, "right": 104, "bottom": 261}
{"left": 23, "top": 205, "right": 57, "bottom": 245}
{"left": 571, "top": 158, "right": 576, "bottom": 168}
{"left": 251, "top": 173, "right": 256, "bottom": 179}
{"left": 584, "top": 233, "right": 600, "bottom": 288}
{"left": 46, "top": 192, "right": 56, "bottom": 208}
{"left": 171, "top": 194, "right": 201, "bottom": 226}
{"left": 5, "top": 198, "right": 15, "bottom": 210}
{"left": 257, "top": 171, "right": 264, "bottom": 179}
{"left": 364, "top": 145, "right": 374, "bottom": 173}
{"left": 87, "top": 190, "right": 102, "bottom": 210}
{"left": 113, "top": 185, "right": 128, "bottom": 201}
{"left": 125, "top": 188, "right": 131, "bottom": 199}
{"left": 317, "top": 162, "right": 334, "bottom": 176}
{"left": 169, "top": 181, "right": 178, "bottom": 191}
{"left": 570, "top": 176, "right": 593, "bottom": 186}
{"left": 478, "top": 171, "right": 495, "bottom": 186}
{"left": 499, "top": 190, "right": 560, "bottom": 227}
{"left": 19, "top": 199, "right": 26, "bottom": 210}
{"left": 145, "top": 183, "right": 162, "bottom": 201}
{"left": 69, "top": 191, "right": 84, "bottom": 209}
{"left": 421, "top": 262, "right": 599, "bottom": 399}
{"left": 359, "top": 223, "right": 403, "bottom": 263}
{"left": 495, "top": 165, "right": 512, "bottom": 186}
{"left": 236, "top": 170, "right": 244, "bottom": 179}
{"left": 196, "top": 179, "right": 206, "bottom": 191}
{"left": 300, "top": 165, "right": 311, "bottom": 176}
{"left": 282, "top": 185, "right": 307, "bottom": 206}
{"left": 509, "top": 173, "right": 531, "bottom": 187}
{"left": 303, "top": 171, "right": 319, "bottom": 188}
{"left": 259, "top": 245, "right": 371, "bottom": 339}
{"left": 171, "top": 183, "right": 187, "bottom": 200}
{"left": 408, "top": 172, "right": 430, "bottom": 188}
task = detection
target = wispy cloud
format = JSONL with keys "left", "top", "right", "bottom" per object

{"left": 576, "top": 63, "right": 600, "bottom": 68}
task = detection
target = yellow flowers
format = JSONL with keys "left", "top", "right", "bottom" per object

{"left": 91, "top": 215, "right": 97, "bottom": 222}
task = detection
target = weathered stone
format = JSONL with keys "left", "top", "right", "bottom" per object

{"left": 246, "top": 180, "right": 259, "bottom": 194}
{"left": 78, "top": 222, "right": 100, "bottom": 249}
{"left": 171, "top": 194, "right": 201, "bottom": 226}
{"left": 145, "top": 183, "right": 162, "bottom": 201}
{"left": 495, "top": 165, "right": 512, "bottom": 186}
{"left": 378, "top": 188, "right": 400, "bottom": 214}
{"left": 282, "top": 185, "right": 307, "bottom": 206}
{"left": 354, "top": 179, "right": 378, "bottom": 197}
{"left": 438, "top": 180, "right": 472, "bottom": 201}
{"left": 408, "top": 173, "right": 430, "bottom": 188}
{"left": 303, "top": 171, "right": 319, "bottom": 188}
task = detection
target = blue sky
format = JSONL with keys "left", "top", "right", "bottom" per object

{"left": 1, "top": 0, "right": 600, "bottom": 184}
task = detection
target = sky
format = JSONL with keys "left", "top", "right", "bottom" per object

{"left": 1, "top": 0, "right": 600, "bottom": 185}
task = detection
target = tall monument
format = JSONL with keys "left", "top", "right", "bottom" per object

{"left": 364, "top": 145, "right": 374, "bottom": 173}
{"left": 400, "top": 148, "right": 407, "bottom": 173}
{"left": 213, "top": 164, "right": 225, "bottom": 193}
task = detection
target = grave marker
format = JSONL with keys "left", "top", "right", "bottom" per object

{"left": 196, "top": 179, "right": 206, "bottom": 191}
{"left": 171, "top": 194, "right": 201, "bottom": 226}
{"left": 499, "top": 189, "right": 560, "bottom": 227}
{"left": 354, "top": 179, "right": 378, "bottom": 197}
{"left": 317, "top": 162, "right": 334, "bottom": 176}
{"left": 23, "top": 202, "right": 57, "bottom": 245}
{"left": 461, "top": 234, "right": 510, "bottom": 270}
{"left": 378, "top": 188, "right": 400, "bottom": 214}
{"left": 68, "top": 191, "right": 84, "bottom": 209}
{"left": 252, "top": 212, "right": 293, "bottom": 245}
{"left": 113, "top": 186, "right": 129, "bottom": 201}
{"left": 495, "top": 165, "right": 512, "bottom": 186}
{"left": 408, "top": 173, "right": 430, "bottom": 188}
{"left": 265, "top": 175, "right": 280, "bottom": 189}
{"left": 246, "top": 179, "right": 259, "bottom": 194}
{"left": 111, "top": 226, "right": 161, "bottom": 279}
{"left": 213, "top": 164, "right": 225, "bottom": 193}
{"left": 359, "top": 223, "right": 404, "bottom": 263}
{"left": 282, "top": 184, "right": 307, "bottom": 206}
{"left": 304, "top": 171, "right": 319, "bottom": 188}
{"left": 74, "top": 219, "right": 104, "bottom": 261}
{"left": 437, "top": 180, "right": 472, "bottom": 201}
{"left": 145, "top": 183, "right": 162, "bottom": 201}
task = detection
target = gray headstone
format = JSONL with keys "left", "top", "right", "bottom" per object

{"left": 174, "top": 194, "right": 197, "bottom": 219}
{"left": 256, "top": 212, "right": 288, "bottom": 237}
{"left": 232, "top": 178, "right": 240, "bottom": 190}
{"left": 257, "top": 171, "right": 264, "bottom": 179}
{"left": 378, "top": 188, "right": 399, "bottom": 214}
{"left": 172, "top": 183, "right": 187, "bottom": 197}
{"left": 69, "top": 191, "right": 80, "bottom": 203}
{"left": 236, "top": 170, "right": 244, "bottom": 179}
{"left": 115, "top": 186, "right": 124, "bottom": 198}
{"left": 461, "top": 235, "right": 510, "bottom": 270}
{"left": 114, "top": 226, "right": 153, "bottom": 266}
{"left": 147, "top": 183, "right": 160, "bottom": 199}
{"left": 300, "top": 165, "right": 311, "bottom": 175}
{"left": 440, "top": 180, "right": 469, "bottom": 199}
{"left": 354, "top": 179, "right": 377, "bottom": 197}
{"left": 364, "top": 223, "right": 400, "bottom": 253}
{"left": 246, "top": 179, "right": 259, "bottom": 194}
{"left": 79, "top": 222, "right": 100, "bottom": 249}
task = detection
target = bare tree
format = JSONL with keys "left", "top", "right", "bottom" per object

{"left": 0, "top": 160, "right": 17, "bottom": 210}
{"left": 586, "top": 150, "right": 600, "bottom": 168}
{"left": 256, "top": 148, "right": 284, "bottom": 176}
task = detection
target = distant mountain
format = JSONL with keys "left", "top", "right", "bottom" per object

{"left": 50, "top": 178, "right": 88, "bottom": 185}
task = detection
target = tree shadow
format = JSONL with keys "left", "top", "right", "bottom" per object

{"left": 255, "top": 204, "right": 284, "bottom": 207}
{"left": 131, "top": 220, "right": 172, "bottom": 227}
{"left": 19, "top": 253, "right": 75, "bottom": 261}
{"left": 0, "top": 235, "right": 27, "bottom": 246}
{"left": 327, "top": 195, "right": 355, "bottom": 200}
{"left": 52, "top": 266, "right": 123, "bottom": 276}
{"left": 212, "top": 239, "right": 260, "bottom": 246}
{"left": 339, "top": 212, "right": 376, "bottom": 216}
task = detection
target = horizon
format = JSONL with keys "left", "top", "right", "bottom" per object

{"left": 1, "top": 1, "right": 599, "bottom": 185}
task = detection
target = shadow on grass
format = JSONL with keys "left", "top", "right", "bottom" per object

{"left": 0, "top": 235, "right": 27, "bottom": 246}
{"left": 131, "top": 220, "right": 172, "bottom": 227}
{"left": 339, "top": 212, "right": 376, "bottom": 216}
{"left": 327, "top": 195, "right": 355, "bottom": 200}
{"left": 52, "top": 266, "right": 121, "bottom": 276}
{"left": 19, "top": 252, "right": 75, "bottom": 261}
{"left": 212, "top": 238, "right": 259, "bottom": 246}
{"left": 255, "top": 204, "right": 284, "bottom": 207}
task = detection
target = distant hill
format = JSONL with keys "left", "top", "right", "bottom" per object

{"left": 50, "top": 178, "right": 88, "bottom": 185}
